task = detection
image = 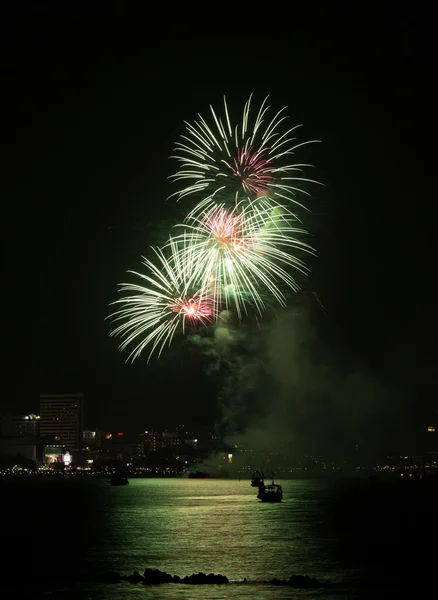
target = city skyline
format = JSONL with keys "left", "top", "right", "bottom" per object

{"left": 1, "top": 403, "right": 436, "bottom": 472}
{"left": 1, "top": 402, "right": 436, "bottom": 466}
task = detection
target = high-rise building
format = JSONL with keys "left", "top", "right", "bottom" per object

{"left": 39, "top": 393, "right": 84, "bottom": 450}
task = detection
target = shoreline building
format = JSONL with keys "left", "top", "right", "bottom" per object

{"left": 39, "top": 393, "right": 84, "bottom": 450}
{"left": 0, "top": 414, "right": 40, "bottom": 437}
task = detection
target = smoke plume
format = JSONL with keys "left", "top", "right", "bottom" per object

{"left": 190, "top": 295, "right": 400, "bottom": 471}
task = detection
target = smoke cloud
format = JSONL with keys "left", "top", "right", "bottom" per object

{"left": 190, "top": 296, "right": 401, "bottom": 471}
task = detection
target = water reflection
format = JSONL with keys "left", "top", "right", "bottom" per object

{"left": 2, "top": 476, "right": 435, "bottom": 599}
{"left": 87, "top": 478, "right": 343, "bottom": 584}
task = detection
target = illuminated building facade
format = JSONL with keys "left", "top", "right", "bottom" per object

{"left": 83, "top": 429, "right": 104, "bottom": 447}
{"left": 141, "top": 430, "right": 158, "bottom": 452}
{"left": 39, "top": 393, "right": 84, "bottom": 450}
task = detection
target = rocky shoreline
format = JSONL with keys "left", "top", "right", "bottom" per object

{"left": 91, "top": 568, "right": 333, "bottom": 588}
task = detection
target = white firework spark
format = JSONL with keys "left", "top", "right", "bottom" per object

{"left": 171, "top": 201, "right": 315, "bottom": 319}
{"left": 108, "top": 239, "right": 216, "bottom": 362}
{"left": 169, "top": 94, "right": 322, "bottom": 215}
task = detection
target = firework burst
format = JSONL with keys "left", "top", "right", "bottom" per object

{"left": 109, "top": 95, "right": 321, "bottom": 362}
{"left": 172, "top": 202, "right": 315, "bottom": 318}
{"left": 169, "top": 94, "right": 321, "bottom": 215}
{"left": 108, "top": 239, "right": 216, "bottom": 362}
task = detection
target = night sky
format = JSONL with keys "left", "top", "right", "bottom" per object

{"left": 4, "top": 6, "right": 436, "bottom": 441}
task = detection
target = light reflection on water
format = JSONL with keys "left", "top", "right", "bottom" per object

{"left": 81, "top": 478, "right": 347, "bottom": 599}
{"left": 3, "top": 475, "right": 435, "bottom": 599}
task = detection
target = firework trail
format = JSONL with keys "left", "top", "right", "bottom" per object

{"left": 169, "top": 94, "right": 321, "bottom": 216}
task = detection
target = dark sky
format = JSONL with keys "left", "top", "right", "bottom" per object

{"left": 4, "top": 5, "right": 436, "bottom": 436}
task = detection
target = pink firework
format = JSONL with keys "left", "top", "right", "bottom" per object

{"left": 170, "top": 95, "right": 321, "bottom": 211}
{"left": 231, "top": 146, "right": 273, "bottom": 196}
{"left": 168, "top": 290, "right": 216, "bottom": 326}
{"left": 203, "top": 206, "right": 245, "bottom": 251}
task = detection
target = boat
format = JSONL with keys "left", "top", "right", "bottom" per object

{"left": 110, "top": 471, "right": 129, "bottom": 486}
{"left": 251, "top": 470, "right": 265, "bottom": 487}
{"left": 257, "top": 480, "right": 283, "bottom": 502}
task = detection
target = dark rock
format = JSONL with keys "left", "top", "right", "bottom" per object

{"left": 125, "top": 571, "right": 144, "bottom": 584}
{"left": 182, "top": 572, "right": 229, "bottom": 584}
{"left": 143, "top": 568, "right": 174, "bottom": 585}
{"left": 141, "top": 568, "right": 228, "bottom": 585}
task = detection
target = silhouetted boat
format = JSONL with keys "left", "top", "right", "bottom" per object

{"left": 251, "top": 470, "right": 265, "bottom": 487}
{"left": 257, "top": 480, "right": 283, "bottom": 502}
{"left": 110, "top": 471, "right": 129, "bottom": 486}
